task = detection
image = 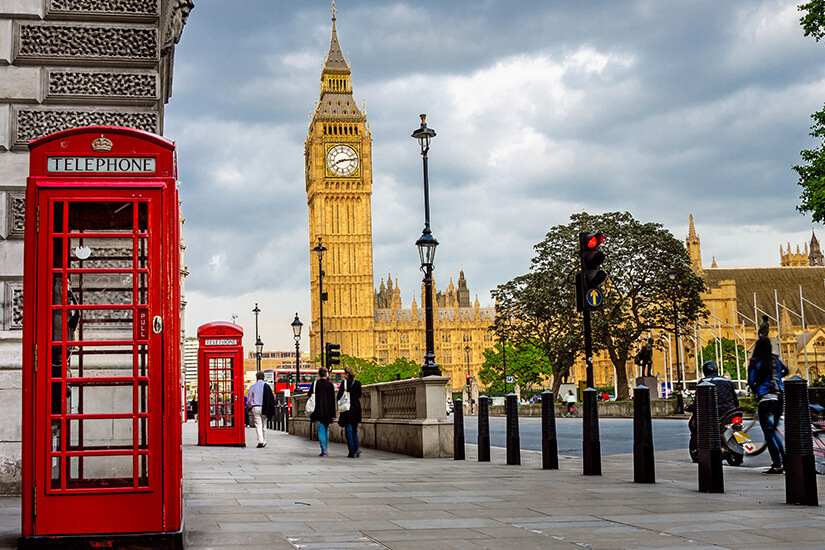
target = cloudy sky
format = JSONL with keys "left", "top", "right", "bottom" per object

{"left": 164, "top": 0, "right": 825, "bottom": 352}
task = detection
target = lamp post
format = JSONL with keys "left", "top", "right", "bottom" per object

{"left": 412, "top": 114, "right": 440, "bottom": 377}
{"left": 667, "top": 269, "right": 684, "bottom": 414}
{"left": 312, "top": 237, "right": 327, "bottom": 363}
{"left": 253, "top": 303, "right": 261, "bottom": 371}
{"left": 291, "top": 313, "right": 303, "bottom": 394}
{"left": 465, "top": 344, "right": 471, "bottom": 388}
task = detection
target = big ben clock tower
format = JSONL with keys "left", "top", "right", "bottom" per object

{"left": 305, "top": 5, "right": 375, "bottom": 361}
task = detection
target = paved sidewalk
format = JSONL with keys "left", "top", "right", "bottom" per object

{"left": 1, "top": 421, "right": 824, "bottom": 549}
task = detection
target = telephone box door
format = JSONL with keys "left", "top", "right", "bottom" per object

{"left": 33, "top": 189, "right": 165, "bottom": 534}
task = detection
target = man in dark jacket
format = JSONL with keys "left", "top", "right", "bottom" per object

{"left": 699, "top": 361, "right": 739, "bottom": 419}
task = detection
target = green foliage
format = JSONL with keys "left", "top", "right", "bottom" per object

{"left": 795, "top": 1, "right": 825, "bottom": 220}
{"left": 338, "top": 354, "right": 419, "bottom": 385}
{"left": 493, "top": 211, "right": 708, "bottom": 401}
{"left": 799, "top": 1, "right": 825, "bottom": 41}
{"left": 810, "top": 373, "right": 825, "bottom": 387}
{"left": 700, "top": 338, "right": 747, "bottom": 380}
{"left": 477, "top": 340, "right": 553, "bottom": 393}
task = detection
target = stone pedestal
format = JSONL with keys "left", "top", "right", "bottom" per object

{"left": 636, "top": 377, "right": 660, "bottom": 399}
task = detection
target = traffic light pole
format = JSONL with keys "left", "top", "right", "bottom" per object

{"left": 584, "top": 308, "right": 594, "bottom": 389}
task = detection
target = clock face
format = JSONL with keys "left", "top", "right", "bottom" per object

{"left": 326, "top": 144, "right": 358, "bottom": 176}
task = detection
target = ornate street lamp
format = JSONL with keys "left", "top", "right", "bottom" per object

{"left": 413, "top": 114, "right": 440, "bottom": 377}
{"left": 291, "top": 313, "right": 303, "bottom": 394}
{"left": 253, "top": 303, "right": 261, "bottom": 371}
{"left": 464, "top": 344, "right": 471, "bottom": 386}
{"left": 312, "top": 237, "right": 327, "bottom": 364}
{"left": 667, "top": 269, "right": 684, "bottom": 414}
{"left": 255, "top": 336, "right": 264, "bottom": 372}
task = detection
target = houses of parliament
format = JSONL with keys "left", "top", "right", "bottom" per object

{"left": 304, "top": 10, "right": 494, "bottom": 390}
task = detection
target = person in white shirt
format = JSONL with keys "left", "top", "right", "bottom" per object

{"left": 247, "top": 371, "right": 266, "bottom": 448}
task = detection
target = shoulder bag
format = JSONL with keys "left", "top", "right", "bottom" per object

{"left": 305, "top": 380, "right": 316, "bottom": 415}
{"left": 337, "top": 379, "right": 351, "bottom": 413}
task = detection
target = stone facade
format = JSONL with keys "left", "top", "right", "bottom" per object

{"left": 0, "top": 0, "right": 192, "bottom": 494}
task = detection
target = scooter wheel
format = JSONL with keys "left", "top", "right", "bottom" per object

{"left": 725, "top": 452, "right": 743, "bottom": 466}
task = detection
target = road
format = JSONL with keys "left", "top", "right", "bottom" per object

{"left": 460, "top": 415, "right": 773, "bottom": 469}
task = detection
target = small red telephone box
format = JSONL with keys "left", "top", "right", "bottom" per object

{"left": 197, "top": 322, "right": 245, "bottom": 446}
{"left": 21, "top": 126, "right": 182, "bottom": 548}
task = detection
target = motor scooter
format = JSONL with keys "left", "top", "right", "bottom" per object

{"left": 687, "top": 402, "right": 762, "bottom": 465}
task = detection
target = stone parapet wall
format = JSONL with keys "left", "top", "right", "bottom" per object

{"left": 291, "top": 376, "right": 454, "bottom": 458}
{"left": 488, "top": 399, "right": 679, "bottom": 418}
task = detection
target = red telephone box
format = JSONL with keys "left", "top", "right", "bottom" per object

{"left": 197, "top": 322, "right": 245, "bottom": 446}
{"left": 21, "top": 126, "right": 182, "bottom": 547}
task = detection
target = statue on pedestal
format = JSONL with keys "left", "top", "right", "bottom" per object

{"left": 634, "top": 338, "right": 654, "bottom": 377}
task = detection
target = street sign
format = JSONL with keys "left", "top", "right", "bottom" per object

{"left": 585, "top": 288, "right": 602, "bottom": 308}
{"left": 506, "top": 375, "right": 515, "bottom": 384}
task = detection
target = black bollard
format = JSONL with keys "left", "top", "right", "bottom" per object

{"left": 541, "top": 390, "right": 559, "bottom": 470}
{"left": 506, "top": 393, "right": 521, "bottom": 465}
{"left": 283, "top": 403, "right": 288, "bottom": 433}
{"left": 275, "top": 404, "right": 281, "bottom": 431}
{"left": 784, "top": 376, "right": 818, "bottom": 505}
{"left": 453, "top": 398, "right": 465, "bottom": 460}
{"left": 478, "top": 395, "right": 491, "bottom": 462}
{"left": 582, "top": 388, "right": 601, "bottom": 475}
{"left": 633, "top": 385, "right": 655, "bottom": 483}
{"left": 696, "top": 380, "right": 723, "bottom": 493}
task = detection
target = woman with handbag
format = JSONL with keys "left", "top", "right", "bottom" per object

{"left": 337, "top": 366, "right": 362, "bottom": 458}
{"left": 307, "top": 367, "right": 336, "bottom": 456}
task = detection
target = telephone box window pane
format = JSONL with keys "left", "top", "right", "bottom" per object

{"left": 138, "top": 382, "right": 148, "bottom": 414}
{"left": 75, "top": 309, "right": 134, "bottom": 342}
{"left": 50, "top": 382, "right": 63, "bottom": 415}
{"left": 51, "top": 419, "right": 62, "bottom": 489}
{"left": 138, "top": 454, "right": 148, "bottom": 487}
{"left": 67, "top": 455, "right": 133, "bottom": 489}
{"left": 68, "top": 238, "right": 133, "bottom": 270}
{"left": 137, "top": 202, "right": 148, "bottom": 231}
{"left": 51, "top": 345, "right": 64, "bottom": 378}
{"left": 73, "top": 345, "right": 133, "bottom": 378}
{"left": 70, "top": 273, "right": 134, "bottom": 307}
{"left": 68, "top": 202, "right": 134, "bottom": 232}
{"left": 138, "top": 345, "right": 148, "bottom": 377}
{"left": 138, "top": 417, "right": 147, "bottom": 449}
{"left": 72, "top": 383, "right": 134, "bottom": 415}
{"left": 52, "top": 238, "right": 64, "bottom": 268}
{"left": 68, "top": 418, "right": 133, "bottom": 451}
{"left": 137, "top": 273, "right": 148, "bottom": 305}
{"left": 52, "top": 201, "right": 64, "bottom": 233}
{"left": 138, "top": 237, "right": 148, "bottom": 269}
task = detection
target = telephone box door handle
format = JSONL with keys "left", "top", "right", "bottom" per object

{"left": 153, "top": 316, "right": 163, "bottom": 334}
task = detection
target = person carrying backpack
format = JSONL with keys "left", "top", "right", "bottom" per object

{"left": 747, "top": 336, "right": 789, "bottom": 475}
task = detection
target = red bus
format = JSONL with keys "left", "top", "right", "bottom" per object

{"left": 263, "top": 368, "right": 345, "bottom": 403}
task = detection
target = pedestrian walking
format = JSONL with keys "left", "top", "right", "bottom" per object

{"left": 247, "top": 371, "right": 275, "bottom": 448}
{"left": 747, "top": 336, "right": 789, "bottom": 475}
{"left": 307, "top": 367, "right": 336, "bottom": 456}
{"left": 565, "top": 390, "right": 576, "bottom": 416}
{"left": 337, "top": 366, "right": 362, "bottom": 458}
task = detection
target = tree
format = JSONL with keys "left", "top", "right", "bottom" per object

{"left": 336, "top": 354, "right": 419, "bottom": 385}
{"left": 494, "top": 211, "right": 708, "bottom": 401}
{"left": 700, "top": 338, "right": 747, "bottom": 381}
{"left": 794, "top": 1, "right": 825, "bottom": 221}
{"left": 477, "top": 340, "right": 554, "bottom": 394}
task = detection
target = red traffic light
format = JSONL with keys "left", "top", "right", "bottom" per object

{"left": 585, "top": 233, "right": 604, "bottom": 250}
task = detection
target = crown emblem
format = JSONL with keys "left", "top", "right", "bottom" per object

{"left": 91, "top": 135, "right": 113, "bottom": 152}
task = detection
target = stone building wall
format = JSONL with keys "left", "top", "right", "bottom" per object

{"left": 0, "top": 0, "right": 192, "bottom": 494}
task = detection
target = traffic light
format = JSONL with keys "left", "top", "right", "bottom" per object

{"left": 465, "top": 373, "right": 471, "bottom": 387}
{"left": 325, "top": 342, "right": 341, "bottom": 369}
{"left": 578, "top": 232, "right": 606, "bottom": 310}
